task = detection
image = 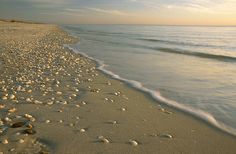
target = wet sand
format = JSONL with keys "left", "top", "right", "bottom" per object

{"left": 0, "top": 21, "right": 236, "bottom": 154}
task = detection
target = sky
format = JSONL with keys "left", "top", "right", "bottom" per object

{"left": 0, "top": 0, "right": 236, "bottom": 25}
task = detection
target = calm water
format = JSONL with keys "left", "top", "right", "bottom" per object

{"left": 63, "top": 25, "right": 236, "bottom": 135}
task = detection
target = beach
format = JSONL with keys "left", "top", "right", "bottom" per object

{"left": 0, "top": 21, "right": 236, "bottom": 154}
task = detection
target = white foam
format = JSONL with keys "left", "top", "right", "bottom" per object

{"left": 64, "top": 44, "right": 236, "bottom": 137}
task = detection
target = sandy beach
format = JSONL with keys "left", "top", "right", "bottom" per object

{"left": 0, "top": 21, "right": 236, "bottom": 154}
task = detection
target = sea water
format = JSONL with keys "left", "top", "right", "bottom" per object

{"left": 63, "top": 25, "right": 236, "bottom": 135}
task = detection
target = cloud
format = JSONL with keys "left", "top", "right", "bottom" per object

{"left": 86, "top": 7, "right": 129, "bottom": 16}
{"left": 129, "top": 0, "right": 236, "bottom": 14}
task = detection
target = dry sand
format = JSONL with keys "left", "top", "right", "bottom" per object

{"left": 0, "top": 21, "right": 236, "bottom": 154}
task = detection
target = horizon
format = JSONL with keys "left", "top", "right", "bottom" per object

{"left": 0, "top": 0, "right": 236, "bottom": 26}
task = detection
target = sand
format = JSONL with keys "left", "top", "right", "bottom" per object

{"left": 0, "top": 21, "right": 236, "bottom": 154}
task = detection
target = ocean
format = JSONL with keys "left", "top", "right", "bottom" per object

{"left": 63, "top": 25, "right": 236, "bottom": 135}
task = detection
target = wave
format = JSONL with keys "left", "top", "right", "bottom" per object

{"left": 139, "top": 38, "right": 226, "bottom": 49}
{"left": 153, "top": 47, "right": 236, "bottom": 62}
{"left": 64, "top": 44, "right": 236, "bottom": 137}
{"left": 80, "top": 36, "right": 236, "bottom": 63}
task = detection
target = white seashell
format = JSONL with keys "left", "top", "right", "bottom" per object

{"left": 98, "top": 136, "right": 110, "bottom": 144}
{"left": 34, "top": 100, "right": 43, "bottom": 104}
{"left": 26, "top": 98, "right": 31, "bottom": 102}
{"left": 160, "top": 134, "right": 173, "bottom": 139}
{"left": 45, "top": 120, "right": 51, "bottom": 123}
{"left": 18, "top": 139, "right": 24, "bottom": 143}
{"left": 121, "top": 108, "right": 126, "bottom": 111}
{"left": 56, "top": 91, "right": 62, "bottom": 95}
{"left": 2, "top": 139, "right": 8, "bottom": 144}
{"left": 129, "top": 140, "right": 138, "bottom": 146}
{"left": 4, "top": 117, "right": 11, "bottom": 122}
{"left": 107, "top": 81, "right": 112, "bottom": 85}
{"left": 2, "top": 96, "right": 7, "bottom": 100}
{"left": 9, "top": 94, "right": 15, "bottom": 99}
{"left": 0, "top": 104, "right": 5, "bottom": 109}
{"left": 69, "top": 123, "right": 74, "bottom": 127}
{"left": 8, "top": 108, "right": 17, "bottom": 113}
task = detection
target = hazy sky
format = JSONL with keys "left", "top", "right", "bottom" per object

{"left": 0, "top": 0, "right": 236, "bottom": 25}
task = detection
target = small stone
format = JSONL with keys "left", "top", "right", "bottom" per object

{"left": 80, "top": 128, "right": 86, "bottom": 133}
{"left": 75, "top": 104, "right": 80, "bottom": 108}
{"left": 59, "top": 120, "right": 63, "bottom": 123}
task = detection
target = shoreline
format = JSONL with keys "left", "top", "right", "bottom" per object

{"left": 0, "top": 21, "right": 236, "bottom": 153}
{"left": 66, "top": 44, "right": 236, "bottom": 138}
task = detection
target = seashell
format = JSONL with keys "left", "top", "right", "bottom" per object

{"left": 26, "top": 123, "right": 33, "bottom": 129}
{"left": 9, "top": 94, "right": 15, "bottom": 99}
{"left": 8, "top": 107, "right": 17, "bottom": 113}
{"left": 69, "top": 123, "right": 74, "bottom": 127}
{"left": 81, "top": 101, "right": 86, "bottom": 105}
{"left": 23, "top": 129, "right": 36, "bottom": 135}
{"left": 45, "top": 120, "right": 50, "bottom": 123}
{"left": 47, "top": 101, "right": 54, "bottom": 105}
{"left": 2, "top": 139, "right": 8, "bottom": 144}
{"left": 34, "top": 100, "right": 43, "bottom": 104}
{"left": 56, "top": 91, "right": 62, "bottom": 95}
{"left": 0, "top": 104, "right": 5, "bottom": 109}
{"left": 4, "top": 117, "right": 12, "bottom": 122}
{"left": 18, "top": 139, "right": 24, "bottom": 143}
{"left": 98, "top": 136, "right": 110, "bottom": 144}
{"left": 59, "top": 120, "right": 63, "bottom": 123}
{"left": 160, "top": 134, "right": 173, "bottom": 139}
{"left": 9, "top": 148, "right": 15, "bottom": 152}
{"left": 129, "top": 140, "right": 138, "bottom": 146}
{"left": 2, "top": 96, "right": 7, "bottom": 100}
{"left": 121, "top": 108, "right": 126, "bottom": 111}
